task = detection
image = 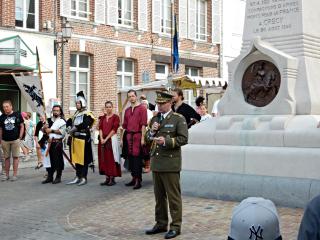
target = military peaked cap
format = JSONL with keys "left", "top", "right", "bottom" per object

{"left": 155, "top": 90, "right": 174, "bottom": 103}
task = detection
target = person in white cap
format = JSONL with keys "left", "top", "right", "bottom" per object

{"left": 228, "top": 197, "right": 282, "bottom": 240}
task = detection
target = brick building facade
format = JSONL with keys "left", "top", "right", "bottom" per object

{"left": 0, "top": 0, "right": 221, "bottom": 116}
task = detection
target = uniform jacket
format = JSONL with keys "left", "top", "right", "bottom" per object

{"left": 146, "top": 111, "right": 188, "bottom": 172}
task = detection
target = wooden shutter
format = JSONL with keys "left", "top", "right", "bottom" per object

{"left": 95, "top": 0, "right": 106, "bottom": 24}
{"left": 188, "top": 0, "right": 196, "bottom": 39}
{"left": 152, "top": 0, "right": 161, "bottom": 33}
{"left": 138, "top": 0, "right": 148, "bottom": 31}
{"left": 60, "top": 0, "right": 71, "bottom": 17}
{"left": 212, "top": 0, "right": 221, "bottom": 43}
{"left": 179, "top": 0, "right": 188, "bottom": 39}
{"left": 107, "top": 0, "right": 118, "bottom": 26}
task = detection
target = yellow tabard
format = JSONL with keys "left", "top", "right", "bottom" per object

{"left": 71, "top": 138, "right": 85, "bottom": 165}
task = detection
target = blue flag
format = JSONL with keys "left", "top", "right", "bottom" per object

{"left": 172, "top": 15, "right": 179, "bottom": 73}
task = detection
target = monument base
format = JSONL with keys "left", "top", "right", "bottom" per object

{"left": 181, "top": 115, "right": 320, "bottom": 208}
{"left": 181, "top": 170, "right": 320, "bottom": 208}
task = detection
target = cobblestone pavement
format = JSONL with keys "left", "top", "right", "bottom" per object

{"left": 0, "top": 158, "right": 303, "bottom": 240}
{"left": 68, "top": 182, "right": 303, "bottom": 240}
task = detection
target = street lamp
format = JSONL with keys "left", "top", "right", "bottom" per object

{"left": 55, "top": 21, "right": 73, "bottom": 48}
{"left": 54, "top": 20, "right": 73, "bottom": 111}
{"left": 61, "top": 22, "right": 72, "bottom": 41}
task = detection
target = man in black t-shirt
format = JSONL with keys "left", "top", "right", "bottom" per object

{"left": 0, "top": 100, "right": 24, "bottom": 181}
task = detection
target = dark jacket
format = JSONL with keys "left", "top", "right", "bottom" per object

{"left": 172, "top": 102, "right": 201, "bottom": 128}
{"left": 298, "top": 195, "right": 320, "bottom": 240}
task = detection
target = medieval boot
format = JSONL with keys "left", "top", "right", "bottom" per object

{"left": 52, "top": 177, "right": 61, "bottom": 184}
{"left": 107, "top": 177, "right": 116, "bottom": 186}
{"left": 100, "top": 176, "right": 110, "bottom": 186}
{"left": 133, "top": 178, "right": 142, "bottom": 190}
{"left": 42, "top": 176, "right": 53, "bottom": 184}
{"left": 125, "top": 178, "right": 135, "bottom": 186}
{"left": 66, "top": 177, "right": 80, "bottom": 185}
{"left": 52, "top": 172, "right": 62, "bottom": 184}
{"left": 77, "top": 178, "right": 87, "bottom": 186}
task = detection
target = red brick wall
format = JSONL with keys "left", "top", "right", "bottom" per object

{"left": 0, "top": 1, "right": 2, "bottom": 26}
{"left": 1, "top": 0, "right": 15, "bottom": 27}
{"left": 40, "top": 0, "right": 56, "bottom": 32}
{"left": 1, "top": 0, "right": 221, "bottom": 116}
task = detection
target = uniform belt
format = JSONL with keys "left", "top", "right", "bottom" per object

{"left": 51, "top": 139, "right": 62, "bottom": 142}
{"left": 74, "top": 132, "right": 87, "bottom": 136}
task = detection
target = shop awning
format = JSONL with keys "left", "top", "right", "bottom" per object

{"left": 172, "top": 75, "right": 227, "bottom": 96}
{"left": 118, "top": 75, "right": 226, "bottom": 94}
{"left": 118, "top": 79, "right": 168, "bottom": 93}
{"left": 0, "top": 35, "right": 36, "bottom": 72}
{"left": 173, "top": 75, "right": 226, "bottom": 88}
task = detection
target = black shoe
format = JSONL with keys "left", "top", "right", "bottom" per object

{"left": 125, "top": 179, "right": 135, "bottom": 186}
{"left": 164, "top": 230, "right": 180, "bottom": 239}
{"left": 52, "top": 177, "right": 61, "bottom": 184}
{"left": 145, "top": 226, "right": 167, "bottom": 235}
{"left": 41, "top": 178, "right": 53, "bottom": 184}
{"left": 107, "top": 178, "right": 116, "bottom": 186}
{"left": 100, "top": 180, "right": 108, "bottom": 186}
{"left": 133, "top": 180, "right": 141, "bottom": 190}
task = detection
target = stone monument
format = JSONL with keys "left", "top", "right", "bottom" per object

{"left": 181, "top": 0, "right": 320, "bottom": 207}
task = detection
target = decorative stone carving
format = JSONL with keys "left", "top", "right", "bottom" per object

{"left": 242, "top": 60, "right": 281, "bottom": 107}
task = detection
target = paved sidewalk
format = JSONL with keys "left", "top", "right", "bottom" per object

{"left": 0, "top": 154, "right": 304, "bottom": 240}
{"left": 67, "top": 174, "right": 303, "bottom": 240}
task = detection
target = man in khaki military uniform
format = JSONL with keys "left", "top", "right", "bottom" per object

{"left": 145, "top": 91, "right": 188, "bottom": 239}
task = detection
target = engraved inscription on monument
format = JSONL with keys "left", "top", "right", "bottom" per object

{"left": 245, "top": 0, "right": 300, "bottom": 39}
{"left": 242, "top": 60, "right": 281, "bottom": 107}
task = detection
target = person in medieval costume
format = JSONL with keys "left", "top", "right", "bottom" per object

{"left": 66, "top": 91, "right": 95, "bottom": 186}
{"left": 121, "top": 89, "right": 147, "bottom": 190}
{"left": 98, "top": 101, "right": 121, "bottom": 186}
{"left": 42, "top": 105, "right": 66, "bottom": 184}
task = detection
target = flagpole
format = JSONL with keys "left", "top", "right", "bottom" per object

{"left": 171, "top": 0, "right": 174, "bottom": 75}
{"left": 36, "top": 47, "right": 47, "bottom": 116}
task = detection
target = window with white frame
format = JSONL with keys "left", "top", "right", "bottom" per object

{"left": 15, "top": 0, "right": 39, "bottom": 30}
{"left": 117, "top": 59, "right": 134, "bottom": 88}
{"left": 185, "top": 66, "right": 200, "bottom": 77}
{"left": 183, "top": 90, "right": 197, "bottom": 108}
{"left": 71, "top": 0, "right": 89, "bottom": 19}
{"left": 161, "top": 0, "right": 172, "bottom": 34}
{"left": 118, "top": 0, "right": 133, "bottom": 26}
{"left": 196, "top": 0, "right": 207, "bottom": 40}
{"left": 184, "top": 66, "right": 200, "bottom": 107}
{"left": 70, "top": 54, "right": 90, "bottom": 109}
{"left": 155, "top": 63, "right": 169, "bottom": 80}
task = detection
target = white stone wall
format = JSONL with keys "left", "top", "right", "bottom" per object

{"left": 221, "top": 0, "right": 246, "bottom": 82}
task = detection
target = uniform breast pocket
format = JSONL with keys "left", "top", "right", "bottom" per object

{"left": 161, "top": 127, "right": 176, "bottom": 138}
{"left": 162, "top": 151, "right": 177, "bottom": 159}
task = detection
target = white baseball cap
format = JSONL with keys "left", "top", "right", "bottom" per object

{"left": 228, "top": 197, "right": 282, "bottom": 240}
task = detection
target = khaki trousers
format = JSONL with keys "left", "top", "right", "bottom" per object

{"left": 152, "top": 171, "right": 182, "bottom": 232}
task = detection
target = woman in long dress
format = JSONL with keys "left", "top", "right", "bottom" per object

{"left": 98, "top": 101, "right": 121, "bottom": 186}
{"left": 21, "top": 112, "right": 34, "bottom": 161}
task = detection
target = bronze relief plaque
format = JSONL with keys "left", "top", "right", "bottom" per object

{"left": 242, "top": 60, "right": 281, "bottom": 107}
